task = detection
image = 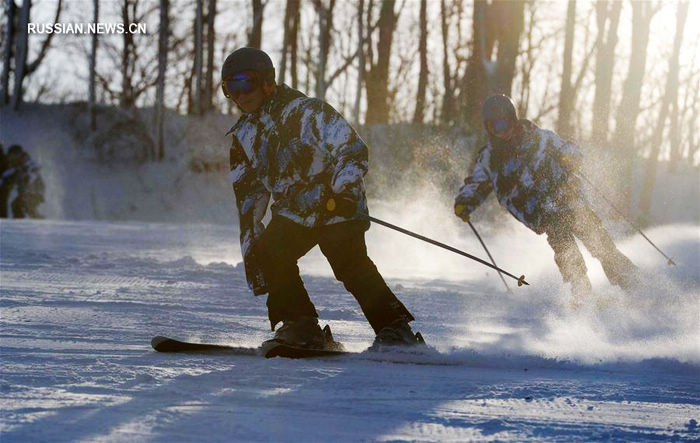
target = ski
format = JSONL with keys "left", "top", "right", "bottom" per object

{"left": 151, "top": 336, "right": 347, "bottom": 359}
{"left": 151, "top": 336, "right": 261, "bottom": 356}
{"left": 151, "top": 335, "right": 455, "bottom": 365}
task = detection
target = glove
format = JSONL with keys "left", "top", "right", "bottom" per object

{"left": 326, "top": 193, "right": 356, "bottom": 218}
{"left": 454, "top": 203, "right": 470, "bottom": 223}
{"left": 560, "top": 154, "right": 581, "bottom": 173}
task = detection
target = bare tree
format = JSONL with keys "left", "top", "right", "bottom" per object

{"left": 1, "top": 0, "right": 16, "bottom": 105}
{"left": 460, "top": 0, "right": 487, "bottom": 131}
{"left": 412, "top": 0, "right": 428, "bottom": 124}
{"left": 460, "top": 0, "right": 524, "bottom": 131}
{"left": 88, "top": 0, "right": 99, "bottom": 130}
{"left": 204, "top": 0, "right": 217, "bottom": 112}
{"left": 248, "top": 0, "right": 265, "bottom": 48}
{"left": 155, "top": 0, "right": 169, "bottom": 161}
{"left": 439, "top": 0, "right": 465, "bottom": 127}
{"left": 193, "top": 0, "right": 203, "bottom": 114}
{"left": 278, "top": 0, "right": 300, "bottom": 86}
{"left": 364, "top": 0, "right": 399, "bottom": 124}
{"left": 491, "top": 0, "right": 524, "bottom": 95}
{"left": 11, "top": 0, "right": 31, "bottom": 110}
{"left": 120, "top": 0, "right": 136, "bottom": 107}
{"left": 638, "top": 1, "right": 689, "bottom": 225}
{"left": 95, "top": 0, "right": 159, "bottom": 109}
{"left": 11, "top": 0, "right": 62, "bottom": 110}
{"left": 591, "top": 0, "right": 622, "bottom": 146}
{"left": 353, "top": 0, "right": 364, "bottom": 123}
{"left": 611, "top": 0, "right": 659, "bottom": 212}
{"left": 557, "top": 0, "right": 576, "bottom": 138}
{"left": 289, "top": 1, "right": 300, "bottom": 88}
{"left": 312, "top": 0, "right": 337, "bottom": 100}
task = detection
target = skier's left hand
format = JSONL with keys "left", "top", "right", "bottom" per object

{"left": 560, "top": 154, "right": 581, "bottom": 173}
{"left": 326, "top": 193, "right": 356, "bottom": 218}
{"left": 454, "top": 203, "right": 470, "bottom": 222}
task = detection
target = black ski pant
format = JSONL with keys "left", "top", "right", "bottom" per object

{"left": 544, "top": 206, "right": 638, "bottom": 291}
{"left": 253, "top": 215, "right": 414, "bottom": 333}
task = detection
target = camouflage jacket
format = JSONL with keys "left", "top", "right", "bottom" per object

{"left": 228, "top": 84, "right": 369, "bottom": 292}
{"left": 455, "top": 120, "right": 585, "bottom": 234}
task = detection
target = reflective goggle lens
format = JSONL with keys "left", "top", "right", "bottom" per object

{"left": 490, "top": 119, "right": 512, "bottom": 135}
{"left": 224, "top": 73, "right": 256, "bottom": 97}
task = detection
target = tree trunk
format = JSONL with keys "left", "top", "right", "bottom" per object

{"left": 365, "top": 0, "right": 398, "bottom": 124}
{"left": 11, "top": 0, "right": 31, "bottom": 110}
{"left": 612, "top": 0, "right": 656, "bottom": 214}
{"left": 353, "top": 0, "right": 364, "bottom": 124}
{"left": 492, "top": 0, "right": 524, "bottom": 95}
{"left": 313, "top": 0, "right": 336, "bottom": 100}
{"left": 204, "top": 0, "right": 216, "bottom": 112}
{"left": 194, "top": 0, "right": 203, "bottom": 115}
{"left": 289, "top": 0, "right": 300, "bottom": 88}
{"left": 278, "top": 0, "right": 293, "bottom": 84}
{"left": 249, "top": 0, "right": 264, "bottom": 48}
{"left": 591, "top": 0, "right": 622, "bottom": 146}
{"left": 461, "top": 0, "right": 488, "bottom": 131}
{"left": 556, "top": 0, "right": 576, "bottom": 138}
{"left": 119, "top": 0, "right": 135, "bottom": 108}
{"left": 638, "top": 0, "right": 688, "bottom": 225}
{"left": 412, "top": 0, "right": 428, "bottom": 124}
{"left": 156, "top": 0, "right": 169, "bottom": 161}
{"left": 1, "top": 0, "right": 16, "bottom": 105}
{"left": 88, "top": 0, "right": 99, "bottom": 130}
{"left": 24, "top": 0, "right": 62, "bottom": 77}
{"left": 439, "top": 0, "right": 456, "bottom": 126}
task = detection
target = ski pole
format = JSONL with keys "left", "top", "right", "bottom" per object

{"left": 326, "top": 197, "right": 528, "bottom": 286}
{"left": 368, "top": 216, "right": 528, "bottom": 286}
{"left": 576, "top": 172, "right": 676, "bottom": 266}
{"left": 467, "top": 221, "right": 512, "bottom": 293}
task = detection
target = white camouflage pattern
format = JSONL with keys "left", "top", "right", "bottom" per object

{"left": 455, "top": 120, "right": 585, "bottom": 234}
{"left": 228, "top": 84, "right": 369, "bottom": 291}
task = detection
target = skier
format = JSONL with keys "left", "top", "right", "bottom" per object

{"left": 0, "top": 144, "right": 9, "bottom": 217}
{"left": 2, "top": 146, "right": 44, "bottom": 219}
{"left": 222, "top": 47, "right": 422, "bottom": 350}
{"left": 11, "top": 149, "right": 45, "bottom": 219}
{"left": 454, "top": 94, "right": 638, "bottom": 299}
{"left": 1, "top": 145, "right": 26, "bottom": 218}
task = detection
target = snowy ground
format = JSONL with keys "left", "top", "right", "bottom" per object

{"left": 1, "top": 217, "right": 699, "bottom": 441}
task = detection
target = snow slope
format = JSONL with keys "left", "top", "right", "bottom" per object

{"left": 1, "top": 218, "right": 698, "bottom": 441}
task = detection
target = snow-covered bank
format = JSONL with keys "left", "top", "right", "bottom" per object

{"left": 1, "top": 219, "right": 698, "bottom": 441}
{"left": 2, "top": 103, "right": 698, "bottom": 227}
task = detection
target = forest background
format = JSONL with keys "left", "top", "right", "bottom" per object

{"left": 1, "top": 0, "right": 698, "bottom": 227}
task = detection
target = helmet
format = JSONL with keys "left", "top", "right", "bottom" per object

{"left": 221, "top": 47, "right": 275, "bottom": 82}
{"left": 482, "top": 94, "right": 518, "bottom": 136}
{"left": 7, "top": 145, "right": 24, "bottom": 156}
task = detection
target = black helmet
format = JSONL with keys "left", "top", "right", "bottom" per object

{"left": 7, "top": 144, "right": 24, "bottom": 156}
{"left": 482, "top": 94, "right": 518, "bottom": 136}
{"left": 222, "top": 47, "right": 275, "bottom": 82}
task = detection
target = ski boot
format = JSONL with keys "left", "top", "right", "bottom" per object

{"left": 264, "top": 316, "right": 326, "bottom": 349}
{"left": 369, "top": 319, "right": 425, "bottom": 351}
{"left": 261, "top": 317, "right": 345, "bottom": 358}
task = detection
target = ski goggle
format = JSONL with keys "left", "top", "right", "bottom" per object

{"left": 487, "top": 118, "right": 513, "bottom": 135}
{"left": 222, "top": 72, "right": 258, "bottom": 98}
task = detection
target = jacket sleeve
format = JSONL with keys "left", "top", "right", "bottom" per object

{"left": 307, "top": 102, "right": 368, "bottom": 194}
{"left": 229, "top": 137, "right": 270, "bottom": 295}
{"left": 545, "top": 129, "right": 582, "bottom": 172}
{"left": 454, "top": 150, "right": 493, "bottom": 216}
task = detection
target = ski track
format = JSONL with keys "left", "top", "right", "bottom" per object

{"left": 1, "top": 219, "right": 699, "bottom": 442}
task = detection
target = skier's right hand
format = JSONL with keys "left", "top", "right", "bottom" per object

{"left": 454, "top": 203, "right": 470, "bottom": 223}
{"left": 326, "top": 193, "right": 356, "bottom": 218}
